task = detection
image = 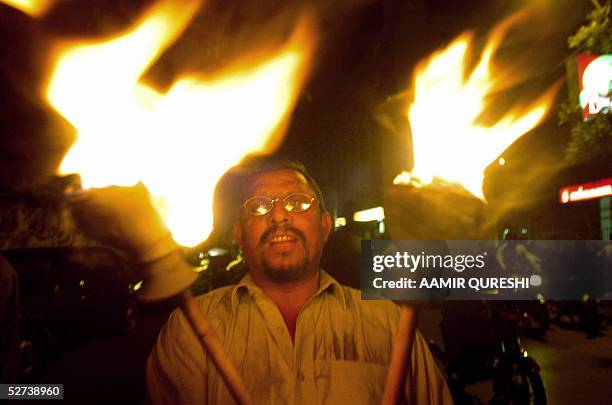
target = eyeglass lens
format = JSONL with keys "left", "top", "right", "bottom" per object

{"left": 243, "top": 193, "right": 314, "bottom": 215}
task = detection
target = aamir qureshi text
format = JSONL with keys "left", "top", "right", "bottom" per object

{"left": 372, "top": 276, "right": 530, "bottom": 292}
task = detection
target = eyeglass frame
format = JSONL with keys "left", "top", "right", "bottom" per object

{"left": 240, "top": 193, "right": 318, "bottom": 216}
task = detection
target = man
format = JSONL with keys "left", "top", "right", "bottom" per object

{"left": 70, "top": 158, "right": 452, "bottom": 404}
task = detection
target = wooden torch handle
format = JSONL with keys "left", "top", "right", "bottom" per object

{"left": 381, "top": 304, "right": 418, "bottom": 405}
{"left": 179, "top": 290, "right": 254, "bottom": 405}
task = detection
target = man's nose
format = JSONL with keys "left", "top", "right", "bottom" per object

{"left": 269, "top": 200, "right": 290, "bottom": 224}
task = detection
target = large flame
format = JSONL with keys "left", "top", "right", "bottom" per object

{"left": 394, "top": 12, "right": 557, "bottom": 200}
{"left": 39, "top": 0, "right": 314, "bottom": 246}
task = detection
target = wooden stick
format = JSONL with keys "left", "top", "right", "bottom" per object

{"left": 179, "top": 289, "right": 254, "bottom": 405}
{"left": 381, "top": 304, "right": 418, "bottom": 405}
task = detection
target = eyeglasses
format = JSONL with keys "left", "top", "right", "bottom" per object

{"left": 241, "top": 193, "right": 317, "bottom": 216}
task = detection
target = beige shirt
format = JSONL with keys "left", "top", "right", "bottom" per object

{"left": 146, "top": 270, "right": 453, "bottom": 405}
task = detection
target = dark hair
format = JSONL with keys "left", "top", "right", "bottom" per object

{"left": 229, "top": 156, "right": 327, "bottom": 214}
{"left": 210, "top": 157, "right": 327, "bottom": 247}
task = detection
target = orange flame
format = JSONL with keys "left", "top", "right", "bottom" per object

{"left": 1, "top": 0, "right": 55, "bottom": 16}
{"left": 394, "top": 12, "right": 557, "bottom": 200}
{"left": 43, "top": 0, "right": 315, "bottom": 246}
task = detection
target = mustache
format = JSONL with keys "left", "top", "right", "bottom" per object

{"left": 259, "top": 224, "right": 306, "bottom": 246}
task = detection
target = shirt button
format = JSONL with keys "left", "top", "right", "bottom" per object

{"left": 297, "top": 371, "right": 305, "bottom": 381}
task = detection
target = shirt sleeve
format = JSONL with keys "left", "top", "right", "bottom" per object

{"left": 146, "top": 308, "right": 208, "bottom": 405}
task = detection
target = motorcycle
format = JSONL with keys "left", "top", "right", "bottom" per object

{"left": 431, "top": 301, "right": 547, "bottom": 405}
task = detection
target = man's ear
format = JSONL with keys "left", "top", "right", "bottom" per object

{"left": 232, "top": 223, "right": 242, "bottom": 251}
{"left": 321, "top": 211, "right": 332, "bottom": 242}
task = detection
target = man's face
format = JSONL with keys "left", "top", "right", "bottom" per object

{"left": 233, "top": 169, "right": 332, "bottom": 283}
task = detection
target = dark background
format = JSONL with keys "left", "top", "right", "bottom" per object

{"left": 0, "top": 0, "right": 597, "bottom": 222}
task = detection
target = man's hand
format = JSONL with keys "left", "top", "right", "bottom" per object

{"left": 68, "top": 182, "right": 177, "bottom": 262}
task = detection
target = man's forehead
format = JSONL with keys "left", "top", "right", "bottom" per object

{"left": 245, "top": 169, "right": 311, "bottom": 195}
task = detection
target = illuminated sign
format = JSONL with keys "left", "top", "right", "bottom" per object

{"left": 560, "top": 177, "right": 612, "bottom": 204}
{"left": 353, "top": 206, "right": 385, "bottom": 222}
{"left": 577, "top": 53, "right": 612, "bottom": 118}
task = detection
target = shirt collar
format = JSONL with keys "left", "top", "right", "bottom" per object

{"left": 230, "top": 269, "right": 347, "bottom": 312}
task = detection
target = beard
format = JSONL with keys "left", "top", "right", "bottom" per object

{"left": 261, "top": 254, "right": 310, "bottom": 283}
{"left": 258, "top": 224, "right": 311, "bottom": 283}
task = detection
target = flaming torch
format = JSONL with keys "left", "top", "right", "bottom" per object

{"left": 2, "top": 0, "right": 316, "bottom": 403}
{"left": 382, "top": 11, "right": 558, "bottom": 404}
{"left": 387, "top": 9, "right": 558, "bottom": 239}
{"left": 46, "top": 0, "right": 315, "bottom": 248}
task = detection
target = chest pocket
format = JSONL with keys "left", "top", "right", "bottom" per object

{"left": 321, "top": 360, "right": 388, "bottom": 405}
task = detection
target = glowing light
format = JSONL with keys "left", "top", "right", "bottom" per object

{"left": 561, "top": 190, "right": 570, "bottom": 203}
{"left": 530, "top": 274, "right": 542, "bottom": 287}
{"left": 0, "top": 0, "right": 55, "bottom": 16}
{"left": 578, "top": 54, "right": 612, "bottom": 116}
{"left": 334, "top": 217, "right": 347, "bottom": 228}
{"left": 498, "top": 157, "right": 506, "bottom": 166}
{"left": 353, "top": 207, "right": 385, "bottom": 222}
{"left": 197, "top": 259, "right": 210, "bottom": 272}
{"left": 45, "top": 0, "right": 316, "bottom": 246}
{"left": 399, "top": 11, "right": 557, "bottom": 200}
{"left": 226, "top": 256, "right": 243, "bottom": 271}
{"left": 208, "top": 247, "right": 228, "bottom": 257}
{"left": 559, "top": 177, "right": 612, "bottom": 203}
